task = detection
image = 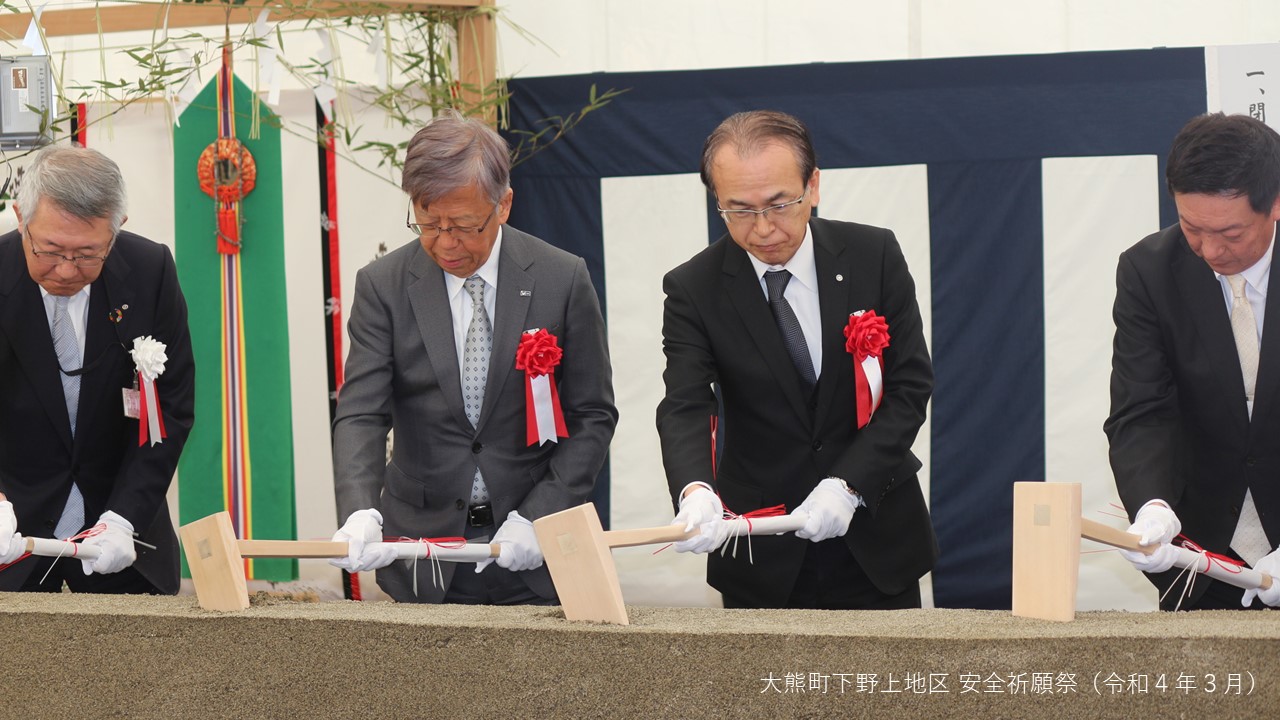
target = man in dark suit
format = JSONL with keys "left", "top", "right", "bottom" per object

{"left": 331, "top": 112, "right": 617, "bottom": 604}
{"left": 1106, "top": 112, "right": 1280, "bottom": 610}
{"left": 0, "top": 145, "right": 195, "bottom": 594}
{"left": 657, "top": 110, "right": 936, "bottom": 609}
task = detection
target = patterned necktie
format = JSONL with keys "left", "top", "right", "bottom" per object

{"left": 764, "top": 270, "right": 817, "bottom": 390}
{"left": 462, "top": 276, "right": 491, "bottom": 505}
{"left": 1226, "top": 274, "right": 1271, "bottom": 565}
{"left": 52, "top": 295, "right": 85, "bottom": 539}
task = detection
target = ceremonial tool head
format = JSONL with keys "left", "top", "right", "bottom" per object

{"left": 533, "top": 503, "right": 632, "bottom": 625}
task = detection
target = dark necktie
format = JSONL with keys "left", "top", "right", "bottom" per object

{"left": 764, "top": 270, "right": 816, "bottom": 389}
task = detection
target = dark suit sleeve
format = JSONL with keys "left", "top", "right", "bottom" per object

{"left": 829, "top": 231, "right": 933, "bottom": 514}
{"left": 332, "top": 265, "right": 395, "bottom": 521}
{"left": 519, "top": 258, "right": 618, "bottom": 518}
{"left": 1104, "top": 250, "right": 1183, "bottom": 517}
{"left": 106, "top": 244, "right": 195, "bottom": 528}
{"left": 655, "top": 269, "right": 719, "bottom": 507}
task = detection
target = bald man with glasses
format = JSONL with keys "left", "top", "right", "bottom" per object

{"left": 657, "top": 110, "right": 937, "bottom": 610}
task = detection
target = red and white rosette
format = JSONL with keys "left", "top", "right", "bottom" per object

{"left": 131, "top": 336, "right": 169, "bottom": 446}
{"left": 843, "top": 310, "right": 890, "bottom": 429}
{"left": 516, "top": 329, "right": 569, "bottom": 446}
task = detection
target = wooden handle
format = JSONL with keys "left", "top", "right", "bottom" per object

{"left": 603, "top": 512, "right": 810, "bottom": 549}
{"left": 237, "top": 539, "right": 348, "bottom": 558}
{"left": 1080, "top": 518, "right": 1154, "bottom": 554}
{"left": 1082, "top": 519, "right": 1274, "bottom": 590}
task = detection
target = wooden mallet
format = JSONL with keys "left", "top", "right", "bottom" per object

{"left": 532, "top": 502, "right": 807, "bottom": 625}
{"left": 1011, "top": 481, "right": 1274, "bottom": 621}
{"left": 179, "top": 511, "right": 499, "bottom": 611}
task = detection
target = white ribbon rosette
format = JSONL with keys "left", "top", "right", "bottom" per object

{"left": 130, "top": 336, "right": 169, "bottom": 446}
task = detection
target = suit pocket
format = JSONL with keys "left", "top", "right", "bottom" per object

{"left": 384, "top": 461, "right": 429, "bottom": 509}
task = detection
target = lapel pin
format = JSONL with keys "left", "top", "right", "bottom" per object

{"left": 520, "top": 290, "right": 532, "bottom": 297}
{"left": 836, "top": 274, "right": 844, "bottom": 282}
{"left": 108, "top": 307, "right": 125, "bottom": 323}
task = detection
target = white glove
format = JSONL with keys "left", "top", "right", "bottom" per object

{"left": 329, "top": 509, "right": 398, "bottom": 572}
{"left": 81, "top": 511, "right": 137, "bottom": 575}
{"left": 0, "top": 500, "right": 16, "bottom": 559}
{"left": 1119, "top": 542, "right": 1181, "bottom": 574}
{"left": 477, "top": 511, "right": 543, "bottom": 573}
{"left": 1127, "top": 501, "right": 1181, "bottom": 547}
{"left": 671, "top": 486, "right": 729, "bottom": 554}
{"left": 1242, "top": 546, "right": 1280, "bottom": 607}
{"left": 794, "top": 478, "right": 859, "bottom": 542}
{"left": 0, "top": 533, "right": 24, "bottom": 565}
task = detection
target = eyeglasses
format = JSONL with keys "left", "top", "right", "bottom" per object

{"left": 27, "top": 231, "right": 113, "bottom": 268}
{"left": 406, "top": 203, "right": 498, "bottom": 240}
{"left": 717, "top": 188, "right": 811, "bottom": 227}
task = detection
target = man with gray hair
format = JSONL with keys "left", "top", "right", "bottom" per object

{"left": 0, "top": 144, "right": 196, "bottom": 594}
{"left": 331, "top": 112, "right": 617, "bottom": 604}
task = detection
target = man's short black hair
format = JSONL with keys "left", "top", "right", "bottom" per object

{"left": 1167, "top": 112, "right": 1280, "bottom": 213}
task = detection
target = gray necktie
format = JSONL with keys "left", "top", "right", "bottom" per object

{"left": 1226, "top": 275, "right": 1271, "bottom": 564}
{"left": 462, "top": 276, "right": 491, "bottom": 505}
{"left": 52, "top": 295, "right": 85, "bottom": 539}
{"left": 764, "top": 270, "right": 817, "bottom": 390}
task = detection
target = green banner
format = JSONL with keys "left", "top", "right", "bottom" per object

{"left": 174, "top": 75, "right": 296, "bottom": 581}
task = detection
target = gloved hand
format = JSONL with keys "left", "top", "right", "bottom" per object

{"left": 1119, "top": 542, "right": 1181, "bottom": 574}
{"left": 1127, "top": 501, "right": 1181, "bottom": 547}
{"left": 794, "top": 478, "right": 859, "bottom": 542}
{"left": 671, "top": 486, "right": 729, "bottom": 554}
{"left": 477, "top": 511, "right": 543, "bottom": 573}
{"left": 1242, "top": 546, "right": 1280, "bottom": 607}
{"left": 0, "top": 500, "right": 16, "bottom": 559}
{"left": 81, "top": 511, "right": 137, "bottom": 575}
{"left": 330, "top": 509, "right": 399, "bottom": 572}
{"left": 0, "top": 534, "right": 24, "bottom": 565}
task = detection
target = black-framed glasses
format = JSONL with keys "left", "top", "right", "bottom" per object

{"left": 27, "top": 230, "right": 113, "bottom": 268}
{"left": 406, "top": 203, "right": 498, "bottom": 240}
{"left": 717, "top": 187, "right": 810, "bottom": 227}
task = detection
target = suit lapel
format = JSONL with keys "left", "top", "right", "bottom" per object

{"left": 0, "top": 235, "right": 73, "bottom": 451}
{"left": 1250, "top": 224, "right": 1280, "bottom": 436}
{"left": 407, "top": 246, "right": 472, "bottom": 431}
{"left": 1173, "top": 243, "right": 1251, "bottom": 431}
{"left": 480, "top": 228, "right": 533, "bottom": 432}
{"left": 812, "top": 224, "right": 852, "bottom": 431}
{"left": 74, "top": 251, "right": 134, "bottom": 454}
{"left": 722, "top": 240, "right": 810, "bottom": 423}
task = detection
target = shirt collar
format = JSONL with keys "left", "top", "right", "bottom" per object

{"left": 39, "top": 284, "right": 91, "bottom": 303}
{"left": 444, "top": 226, "right": 504, "bottom": 299}
{"left": 745, "top": 224, "right": 818, "bottom": 293}
{"left": 1213, "top": 223, "right": 1275, "bottom": 296}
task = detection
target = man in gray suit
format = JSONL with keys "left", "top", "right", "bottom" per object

{"left": 330, "top": 112, "right": 617, "bottom": 604}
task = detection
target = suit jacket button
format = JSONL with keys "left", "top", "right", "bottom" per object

{"left": 1231, "top": 505, "right": 1240, "bottom": 516}
{"left": 1246, "top": 457, "right": 1257, "bottom": 467}
{"left": 455, "top": 499, "right": 465, "bottom": 511}
{"left": 811, "top": 441, "right": 823, "bottom": 451}
{"left": 472, "top": 442, "right": 483, "bottom": 454}
{"left": 44, "top": 520, "right": 55, "bottom": 529}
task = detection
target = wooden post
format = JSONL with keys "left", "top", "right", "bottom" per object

{"left": 1011, "top": 481, "right": 1082, "bottom": 622}
{"left": 533, "top": 503, "right": 631, "bottom": 625}
{"left": 179, "top": 511, "right": 251, "bottom": 612}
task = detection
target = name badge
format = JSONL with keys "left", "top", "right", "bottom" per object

{"left": 122, "top": 388, "right": 140, "bottom": 418}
